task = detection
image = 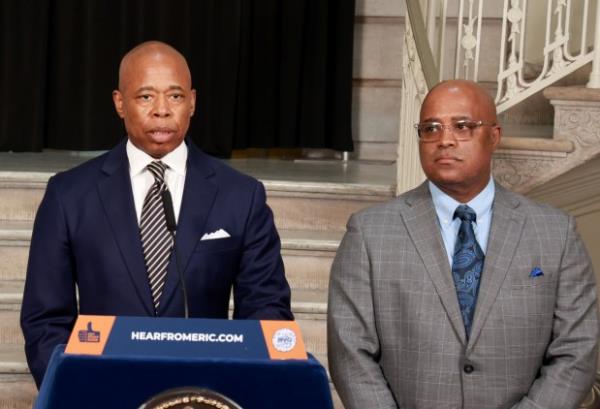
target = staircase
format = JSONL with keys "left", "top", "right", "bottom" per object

{"left": 0, "top": 156, "right": 396, "bottom": 408}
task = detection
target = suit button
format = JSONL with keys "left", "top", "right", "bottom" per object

{"left": 463, "top": 364, "right": 474, "bottom": 374}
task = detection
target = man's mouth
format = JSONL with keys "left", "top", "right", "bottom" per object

{"left": 147, "top": 128, "right": 176, "bottom": 139}
{"left": 435, "top": 156, "right": 461, "bottom": 164}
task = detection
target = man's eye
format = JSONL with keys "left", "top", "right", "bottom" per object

{"left": 454, "top": 120, "right": 476, "bottom": 130}
{"left": 170, "top": 94, "right": 184, "bottom": 100}
{"left": 424, "top": 124, "right": 440, "bottom": 133}
{"left": 137, "top": 95, "right": 152, "bottom": 101}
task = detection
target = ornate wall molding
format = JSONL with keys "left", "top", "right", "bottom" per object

{"left": 554, "top": 102, "right": 600, "bottom": 148}
{"left": 493, "top": 87, "right": 600, "bottom": 194}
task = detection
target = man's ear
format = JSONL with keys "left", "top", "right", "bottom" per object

{"left": 112, "top": 90, "right": 125, "bottom": 119}
{"left": 490, "top": 124, "right": 502, "bottom": 150}
{"left": 190, "top": 89, "right": 196, "bottom": 117}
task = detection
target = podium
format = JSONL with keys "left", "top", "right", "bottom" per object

{"left": 35, "top": 316, "right": 333, "bottom": 409}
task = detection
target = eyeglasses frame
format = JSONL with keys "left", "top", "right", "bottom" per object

{"left": 413, "top": 119, "right": 498, "bottom": 142}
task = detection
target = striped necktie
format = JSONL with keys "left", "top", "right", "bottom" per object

{"left": 451, "top": 204, "right": 485, "bottom": 337}
{"left": 140, "top": 160, "right": 174, "bottom": 313}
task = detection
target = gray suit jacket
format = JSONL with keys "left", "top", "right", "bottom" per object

{"left": 328, "top": 182, "right": 599, "bottom": 409}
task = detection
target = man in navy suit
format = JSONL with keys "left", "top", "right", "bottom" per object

{"left": 20, "top": 41, "right": 293, "bottom": 387}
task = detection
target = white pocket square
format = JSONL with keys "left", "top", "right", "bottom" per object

{"left": 201, "top": 229, "right": 231, "bottom": 241}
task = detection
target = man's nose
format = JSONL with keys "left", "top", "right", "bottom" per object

{"left": 152, "top": 95, "right": 171, "bottom": 117}
{"left": 438, "top": 126, "right": 457, "bottom": 146}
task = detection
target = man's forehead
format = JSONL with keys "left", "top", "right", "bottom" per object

{"left": 428, "top": 85, "right": 477, "bottom": 101}
{"left": 119, "top": 58, "right": 191, "bottom": 90}
{"left": 421, "top": 85, "right": 494, "bottom": 118}
{"left": 118, "top": 43, "right": 191, "bottom": 90}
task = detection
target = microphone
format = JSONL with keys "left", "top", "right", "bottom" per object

{"left": 161, "top": 189, "right": 177, "bottom": 232}
{"left": 161, "top": 189, "right": 189, "bottom": 319}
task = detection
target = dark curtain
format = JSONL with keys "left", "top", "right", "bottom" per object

{"left": 0, "top": 0, "right": 354, "bottom": 157}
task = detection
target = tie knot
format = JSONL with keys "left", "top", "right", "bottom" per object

{"left": 147, "top": 161, "right": 167, "bottom": 183}
{"left": 454, "top": 204, "right": 477, "bottom": 223}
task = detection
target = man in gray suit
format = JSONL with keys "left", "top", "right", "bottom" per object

{"left": 328, "top": 79, "right": 599, "bottom": 408}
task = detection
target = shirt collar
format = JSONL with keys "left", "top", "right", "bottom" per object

{"left": 126, "top": 140, "right": 188, "bottom": 177}
{"left": 429, "top": 178, "right": 495, "bottom": 225}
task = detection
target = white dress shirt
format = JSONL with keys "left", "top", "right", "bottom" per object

{"left": 126, "top": 140, "right": 187, "bottom": 225}
{"left": 429, "top": 178, "right": 495, "bottom": 266}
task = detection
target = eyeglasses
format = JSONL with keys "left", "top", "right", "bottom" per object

{"left": 414, "top": 119, "right": 497, "bottom": 142}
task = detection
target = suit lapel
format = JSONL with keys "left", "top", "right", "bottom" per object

{"left": 467, "top": 184, "right": 526, "bottom": 350}
{"left": 403, "top": 183, "right": 467, "bottom": 344}
{"left": 97, "top": 140, "right": 154, "bottom": 315}
{"left": 159, "top": 142, "right": 218, "bottom": 313}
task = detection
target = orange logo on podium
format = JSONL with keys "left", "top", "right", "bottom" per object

{"left": 260, "top": 321, "right": 307, "bottom": 360}
{"left": 65, "top": 315, "right": 116, "bottom": 355}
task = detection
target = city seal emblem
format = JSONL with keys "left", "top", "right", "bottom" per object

{"left": 271, "top": 328, "right": 297, "bottom": 352}
{"left": 139, "top": 387, "right": 243, "bottom": 409}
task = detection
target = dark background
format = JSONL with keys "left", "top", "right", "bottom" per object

{"left": 0, "top": 0, "right": 355, "bottom": 157}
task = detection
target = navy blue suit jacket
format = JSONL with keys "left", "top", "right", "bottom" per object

{"left": 20, "top": 140, "right": 293, "bottom": 387}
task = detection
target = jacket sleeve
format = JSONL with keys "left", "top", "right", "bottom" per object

{"left": 20, "top": 176, "right": 78, "bottom": 388}
{"left": 232, "top": 181, "right": 293, "bottom": 320}
{"left": 513, "top": 215, "right": 599, "bottom": 409}
{"left": 328, "top": 213, "right": 399, "bottom": 409}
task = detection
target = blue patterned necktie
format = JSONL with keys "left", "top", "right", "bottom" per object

{"left": 452, "top": 204, "right": 484, "bottom": 338}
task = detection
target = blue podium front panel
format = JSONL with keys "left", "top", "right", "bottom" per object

{"left": 37, "top": 346, "right": 332, "bottom": 409}
{"left": 36, "top": 316, "right": 332, "bottom": 409}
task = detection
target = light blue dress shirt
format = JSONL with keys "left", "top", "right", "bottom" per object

{"left": 429, "top": 178, "right": 495, "bottom": 266}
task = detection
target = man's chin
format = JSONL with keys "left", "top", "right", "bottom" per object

{"left": 143, "top": 142, "right": 177, "bottom": 159}
{"left": 427, "top": 169, "right": 462, "bottom": 185}
{"left": 131, "top": 137, "right": 184, "bottom": 158}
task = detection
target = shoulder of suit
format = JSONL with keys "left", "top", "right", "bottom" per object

{"left": 494, "top": 183, "right": 573, "bottom": 236}
{"left": 494, "top": 183, "right": 569, "bottom": 218}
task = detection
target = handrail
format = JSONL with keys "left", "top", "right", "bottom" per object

{"left": 404, "top": 0, "right": 438, "bottom": 90}
{"left": 403, "top": 0, "right": 598, "bottom": 114}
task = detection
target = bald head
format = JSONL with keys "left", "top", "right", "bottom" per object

{"left": 112, "top": 41, "right": 196, "bottom": 158}
{"left": 421, "top": 80, "right": 497, "bottom": 123}
{"left": 118, "top": 41, "right": 192, "bottom": 92}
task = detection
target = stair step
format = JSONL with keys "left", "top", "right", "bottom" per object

{"left": 0, "top": 283, "right": 327, "bottom": 315}
{"left": 281, "top": 230, "right": 341, "bottom": 292}
{"left": 0, "top": 374, "right": 37, "bottom": 409}
{"left": 499, "top": 136, "right": 574, "bottom": 154}
{"left": 0, "top": 221, "right": 31, "bottom": 281}
{"left": 0, "top": 283, "right": 328, "bottom": 354}
{"left": 502, "top": 124, "right": 554, "bottom": 139}
{"left": 0, "top": 156, "right": 395, "bottom": 233}
{"left": 0, "top": 221, "right": 340, "bottom": 293}
{"left": 0, "top": 281, "right": 23, "bottom": 306}
{"left": 0, "top": 344, "right": 27, "bottom": 374}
